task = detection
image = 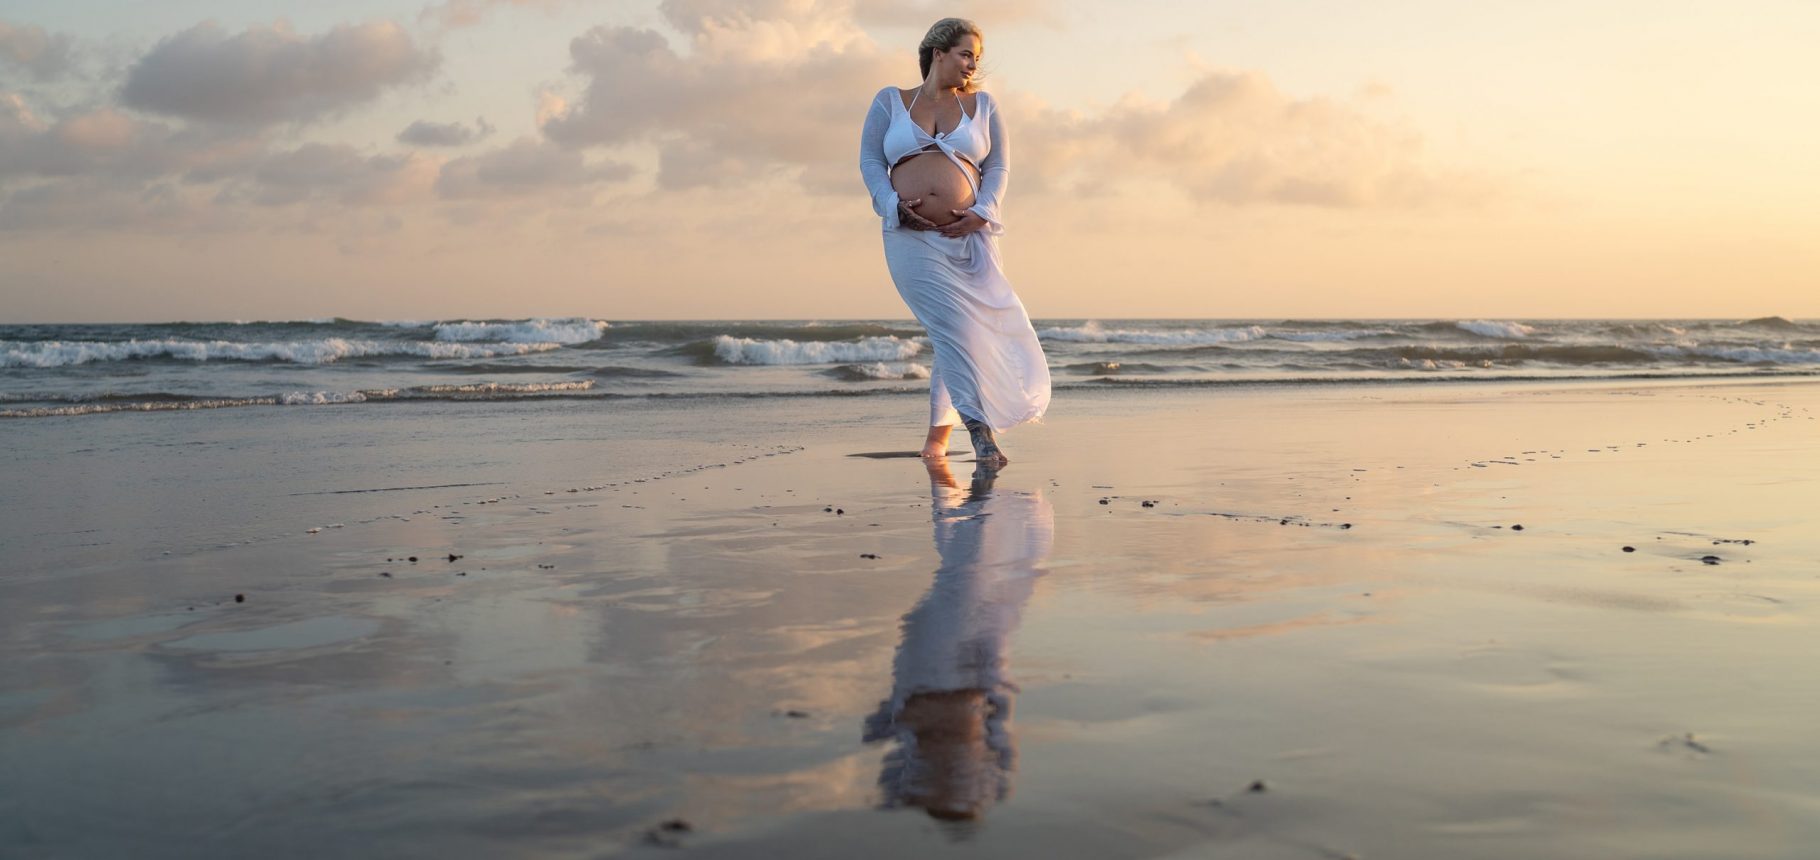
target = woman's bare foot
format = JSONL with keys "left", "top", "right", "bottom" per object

{"left": 920, "top": 424, "right": 953, "bottom": 459}
{"left": 963, "top": 418, "right": 1009, "bottom": 468}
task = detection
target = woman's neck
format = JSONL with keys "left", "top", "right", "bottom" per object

{"left": 920, "top": 79, "right": 960, "bottom": 99}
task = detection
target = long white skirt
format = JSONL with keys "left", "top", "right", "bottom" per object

{"left": 883, "top": 227, "right": 1051, "bottom": 434}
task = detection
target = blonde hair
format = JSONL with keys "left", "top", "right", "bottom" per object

{"left": 919, "top": 18, "right": 983, "bottom": 92}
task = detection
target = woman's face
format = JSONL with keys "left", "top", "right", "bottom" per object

{"left": 931, "top": 34, "right": 981, "bottom": 87}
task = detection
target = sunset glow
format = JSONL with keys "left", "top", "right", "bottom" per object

{"left": 2, "top": 1, "right": 1816, "bottom": 321}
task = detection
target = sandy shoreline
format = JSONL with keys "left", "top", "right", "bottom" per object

{"left": 4, "top": 378, "right": 1819, "bottom": 858}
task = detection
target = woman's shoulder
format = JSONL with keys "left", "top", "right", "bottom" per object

{"left": 875, "top": 85, "right": 915, "bottom": 105}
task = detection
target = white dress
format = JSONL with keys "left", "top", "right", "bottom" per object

{"left": 859, "top": 87, "right": 1051, "bottom": 434}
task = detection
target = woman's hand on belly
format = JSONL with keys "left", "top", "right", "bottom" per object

{"left": 890, "top": 152, "right": 978, "bottom": 228}
{"left": 896, "top": 197, "right": 940, "bottom": 231}
{"left": 936, "top": 209, "right": 988, "bottom": 238}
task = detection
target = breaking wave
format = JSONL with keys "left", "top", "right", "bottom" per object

{"left": 709, "top": 335, "right": 926, "bottom": 365}
{"left": 824, "top": 362, "right": 932, "bottom": 381}
{"left": 0, "top": 338, "right": 564, "bottom": 368}
{"left": 1038, "top": 321, "right": 1266, "bottom": 345}
{"left": 432, "top": 318, "right": 609, "bottom": 344}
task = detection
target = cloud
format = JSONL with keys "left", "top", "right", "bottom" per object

{"left": 848, "top": 0, "right": 1056, "bottom": 30}
{"left": 397, "top": 116, "right": 494, "bottom": 147}
{"left": 434, "top": 136, "right": 631, "bottom": 199}
{"left": 0, "top": 20, "right": 76, "bottom": 81}
{"left": 239, "top": 143, "right": 439, "bottom": 206}
{"left": 0, "top": 94, "right": 273, "bottom": 185}
{"left": 530, "top": 1, "right": 1475, "bottom": 208}
{"left": 1013, "top": 70, "right": 1489, "bottom": 208}
{"left": 538, "top": 3, "right": 897, "bottom": 191}
{"left": 119, "top": 20, "right": 437, "bottom": 125}
{"left": 419, "top": 0, "right": 566, "bottom": 31}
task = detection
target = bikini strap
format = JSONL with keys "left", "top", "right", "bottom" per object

{"left": 907, "top": 88, "right": 920, "bottom": 110}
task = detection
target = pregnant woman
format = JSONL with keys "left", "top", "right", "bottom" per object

{"left": 859, "top": 18, "right": 1050, "bottom": 468}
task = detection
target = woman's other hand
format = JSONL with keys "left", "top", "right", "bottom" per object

{"left": 898, "top": 198, "right": 939, "bottom": 231}
{"left": 938, "top": 210, "right": 987, "bottom": 238}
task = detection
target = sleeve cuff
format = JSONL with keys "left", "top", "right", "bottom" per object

{"left": 879, "top": 192, "right": 901, "bottom": 229}
{"left": 967, "top": 204, "right": 1004, "bottom": 235}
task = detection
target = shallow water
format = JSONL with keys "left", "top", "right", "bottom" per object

{"left": 3, "top": 380, "right": 1819, "bottom": 857}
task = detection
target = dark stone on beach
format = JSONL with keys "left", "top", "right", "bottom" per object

{"left": 785, "top": 710, "right": 810, "bottom": 719}
{"left": 1341, "top": 523, "right": 1353, "bottom": 529}
{"left": 644, "top": 818, "right": 695, "bottom": 847}
{"left": 824, "top": 506, "right": 833, "bottom": 512}
{"left": 860, "top": 553, "right": 879, "bottom": 559}
{"left": 1511, "top": 524, "right": 1524, "bottom": 531}
{"left": 379, "top": 572, "right": 392, "bottom": 578}
{"left": 1702, "top": 555, "right": 1721, "bottom": 565}
{"left": 234, "top": 594, "right": 245, "bottom": 603}
{"left": 448, "top": 553, "right": 462, "bottom": 562}
{"left": 1141, "top": 500, "right": 1156, "bottom": 508}
{"left": 1623, "top": 546, "right": 1636, "bottom": 552}
{"left": 1247, "top": 780, "right": 1268, "bottom": 793}
{"left": 408, "top": 556, "right": 418, "bottom": 563}
{"left": 1099, "top": 498, "right": 1110, "bottom": 505}
{"left": 836, "top": 508, "right": 844, "bottom": 515}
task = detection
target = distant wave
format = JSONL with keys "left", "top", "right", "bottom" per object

{"left": 601, "top": 322, "right": 925, "bottom": 344}
{"left": 1060, "top": 361, "right": 1174, "bottom": 375}
{"left": 709, "top": 335, "right": 925, "bottom": 365}
{"left": 432, "top": 318, "right": 609, "bottom": 344}
{"left": 0, "top": 338, "right": 565, "bottom": 368}
{"left": 1, "top": 380, "right": 598, "bottom": 418}
{"left": 1648, "top": 343, "right": 1820, "bottom": 365}
{"left": 1738, "top": 315, "right": 1802, "bottom": 331}
{"left": 823, "top": 362, "right": 931, "bottom": 381}
{"left": 1268, "top": 329, "right": 1396, "bottom": 342}
{"left": 1038, "top": 321, "right": 1266, "bottom": 345}
{"left": 1454, "top": 320, "right": 1536, "bottom": 339}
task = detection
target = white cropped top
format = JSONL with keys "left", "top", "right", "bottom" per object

{"left": 859, "top": 86, "right": 1008, "bottom": 234}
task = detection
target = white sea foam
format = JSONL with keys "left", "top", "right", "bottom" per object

{"left": 1270, "top": 329, "right": 1394, "bottom": 342}
{"left": 848, "top": 362, "right": 932, "bottom": 380}
{"left": 713, "top": 335, "right": 925, "bottom": 364}
{"left": 280, "top": 390, "right": 369, "bottom": 405}
{"left": 0, "top": 339, "right": 565, "bottom": 368}
{"left": 404, "top": 381, "right": 596, "bottom": 395}
{"left": 433, "top": 318, "right": 609, "bottom": 344}
{"left": 1455, "top": 320, "right": 1536, "bottom": 339}
{"left": 1648, "top": 343, "right": 1820, "bottom": 365}
{"left": 0, "top": 397, "right": 280, "bottom": 417}
{"left": 1037, "top": 321, "right": 1266, "bottom": 345}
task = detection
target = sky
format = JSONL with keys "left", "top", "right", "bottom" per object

{"left": 1, "top": 0, "right": 1816, "bottom": 322}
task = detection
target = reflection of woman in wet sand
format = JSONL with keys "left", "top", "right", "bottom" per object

{"left": 862, "top": 460, "right": 1054, "bottom": 820}
{"left": 859, "top": 18, "right": 1051, "bottom": 467}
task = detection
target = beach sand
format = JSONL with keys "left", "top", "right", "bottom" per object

{"left": 4, "top": 378, "right": 1819, "bottom": 858}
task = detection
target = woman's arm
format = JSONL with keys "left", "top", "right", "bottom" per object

{"left": 967, "top": 93, "right": 1008, "bottom": 235}
{"left": 859, "top": 89, "right": 902, "bottom": 230}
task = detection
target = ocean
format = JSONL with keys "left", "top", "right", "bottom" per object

{"left": 3, "top": 316, "right": 1817, "bottom": 418}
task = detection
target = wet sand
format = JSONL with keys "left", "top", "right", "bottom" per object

{"left": 3, "top": 379, "right": 1819, "bottom": 858}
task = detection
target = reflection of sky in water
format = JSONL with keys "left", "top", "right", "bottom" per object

{"left": 865, "top": 462, "right": 1054, "bottom": 822}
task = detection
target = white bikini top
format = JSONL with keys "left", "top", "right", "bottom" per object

{"left": 859, "top": 86, "right": 1008, "bottom": 235}
{"left": 882, "top": 88, "right": 994, "bottom": 176}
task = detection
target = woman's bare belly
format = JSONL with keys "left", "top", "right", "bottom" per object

{"left": 890, "top": 152, "right": 978, "bottom": 227}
